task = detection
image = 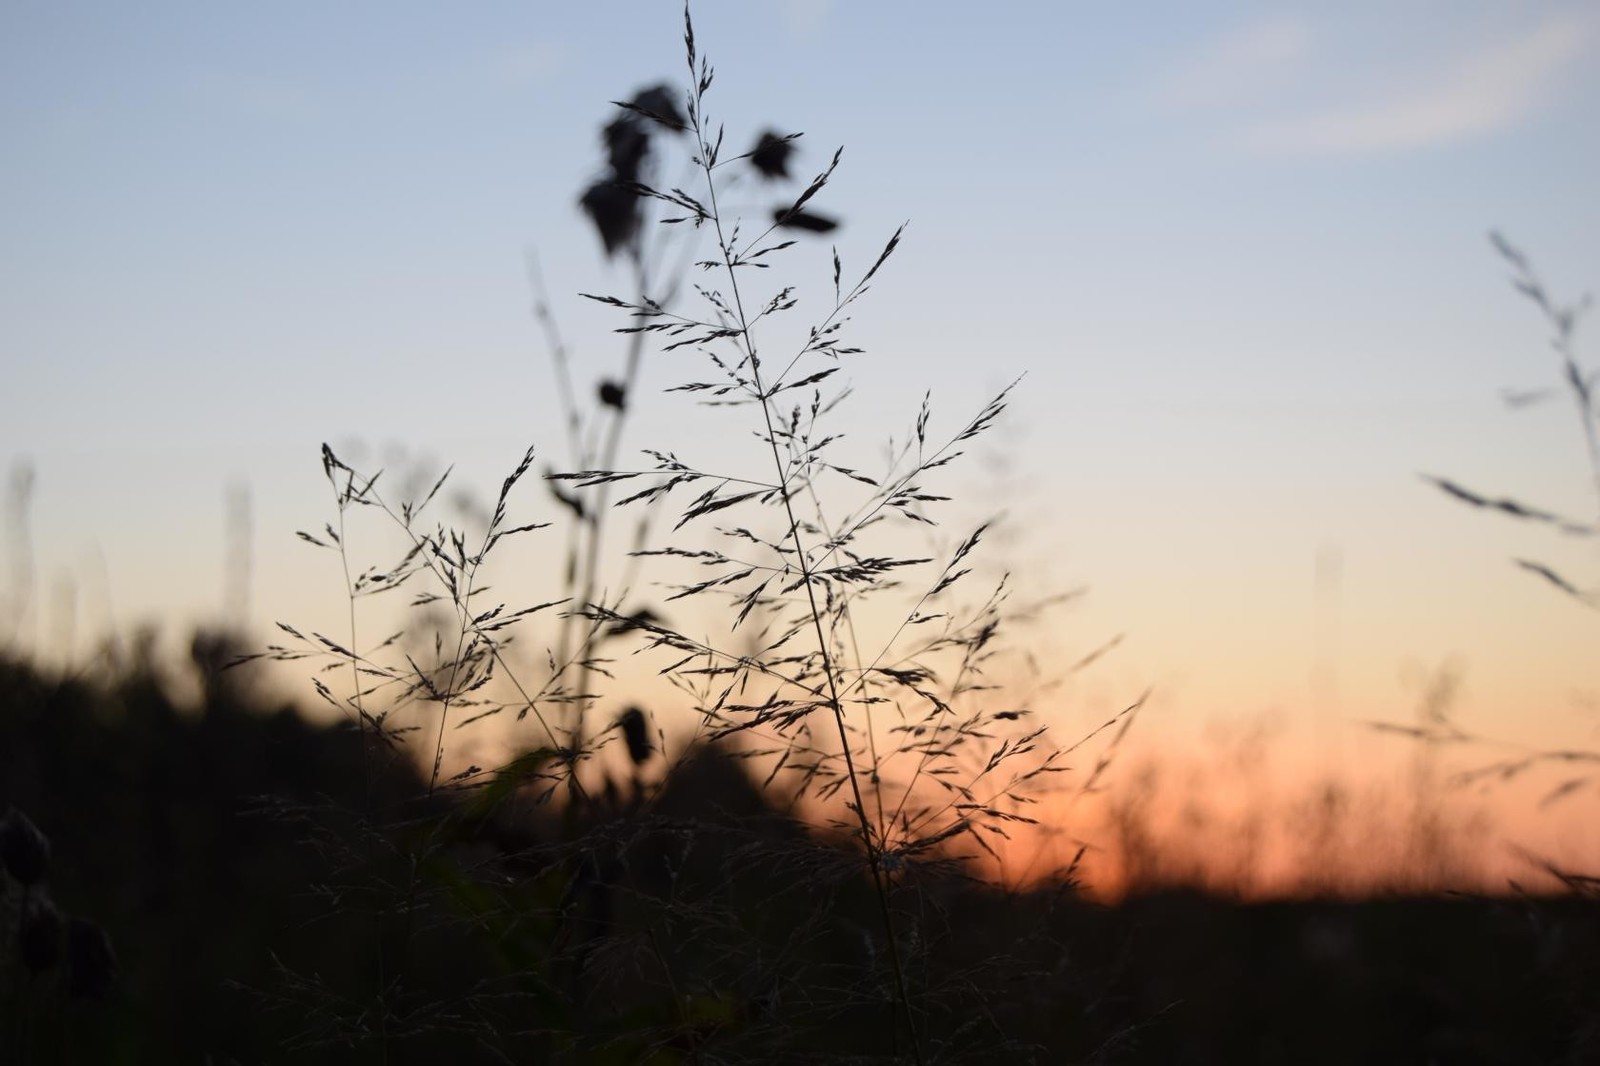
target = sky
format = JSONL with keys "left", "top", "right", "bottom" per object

{"left": 3, "top": 1, "right": 1599, "bottom": 857}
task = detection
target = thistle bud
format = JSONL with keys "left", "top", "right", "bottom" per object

{"left": 580, "top": 180, "right": 642, "bottom": 258}
{"left": 2, "top": 808, "right": 50, "bottom": 887}
{"left": 628, "top": 84, "right": 686, "bottom": 133}
{"left": 749, "top": 130, "right": 795, "bottom": 180}
{"left": 19, "top": 896, "right": 63, "bottom": 975}
{"left": 618, "top": 706, "right": 653, "bottom": 766}
{"left": 67, "top": 918, "right": 116, "bottom": 1000}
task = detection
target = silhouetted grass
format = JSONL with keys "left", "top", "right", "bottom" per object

{"left": 1402, "top": 236, "right": 1600, "bottom": 830}
{"left": 225, "top": 7, "right": 1126, "bottom": 1060}
{"left": 211, "top": 23, "right": 1600, "bottom": 1066}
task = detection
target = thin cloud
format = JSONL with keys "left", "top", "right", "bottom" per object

{"left": 1247, "top": 11, "right": 1594, "bottom": 155}
{"left": 1154, "top": 16, "right": 1313, "bottom": 111}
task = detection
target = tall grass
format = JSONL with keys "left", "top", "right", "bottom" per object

{"left": 1422, "top": 233, "right": 1599, "bottom": 607}
{"left": 1402, "top": 234, "right": 1600, "bottom": 882}
{"left": 236, "top": 7, "right": 1133, "bottom": 1062}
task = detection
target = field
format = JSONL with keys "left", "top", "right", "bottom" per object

{"left": 5, "top": 653, "right": 1600, "bottom": 1063}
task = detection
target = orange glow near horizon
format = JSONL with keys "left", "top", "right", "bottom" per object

{"left": 964, "top": 760, "right": 1600, "bottom": 901}
{"left": 280, "top": 637, "right": 1600, "bottom": 901}
{"left": 57, "top": 487, "right": 1588, "bottom": 907}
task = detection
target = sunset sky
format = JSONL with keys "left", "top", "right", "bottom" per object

{"left": 4, "top": 1, "right": 1598, "bottom": 848}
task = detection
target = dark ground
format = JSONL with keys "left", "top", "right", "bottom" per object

{"left": 3, "top": 647, "right": 1598, "bottom": 1064}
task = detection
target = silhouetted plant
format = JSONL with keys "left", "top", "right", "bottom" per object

{"left": 548, "top": 58, "right": 849, "bottom": 770}
{"left": 541, "top": 8, "right": 1097, "bottom": 1059}
{"left": 1400, "top": 236, "right": 1600, "bottom": 835}
{"left": 2, "top": 803, "right": 118, "bottom": 1062}
{"left": 1, "top": 808, "right": 48, "bottom": 888}
{"left": 236, "top": 7, "right": 1129, "bottom": 1062}
{"left": 1423, "top": 232, "right": 1599, "bottom": 608}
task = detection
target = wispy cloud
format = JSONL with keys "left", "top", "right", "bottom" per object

{"left": 1153, "top": 16, "right": 1312, "bottom": 111}
{"left": 1246, "top": 11, "right": 1595, "bottom": 155}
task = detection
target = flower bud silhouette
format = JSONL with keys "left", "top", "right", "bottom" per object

{"left": 618, "top": 706, "right": 653, "bottom": 766}
{"left": 20, "top": 896, "right": 63, "bottom": 975}
{"left": 67, "top": 917, "right": 117, "bottom": 1000}
{"left": 627, "top": 83, "right": 686, "bottom": 132}
{"left": 603, "top": 116, "right": 650, "bottom": 181}
{"left": 2, "top": 808, "right": 50, "bottom": 887}
{"left": 580, "top": 181, "right": 643, "bottom": 257}
{"left": 749, "top": 130, "right": 795, "bottom": 180}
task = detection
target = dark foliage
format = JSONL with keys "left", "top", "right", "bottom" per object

{"left": 2, "top": 808, "right": 50, "bottom": 886}
{"left": 18, "top": 896, "right": 62, "bottom": 974}
{"left": 66, "top": 916, "right": 117, "bottom": 1001}
{"left": 4, "top": 650, "right": 1600, "bottom": 1062}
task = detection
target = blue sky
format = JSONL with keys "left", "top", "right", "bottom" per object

{"left": 2, "top": 1, "right": 1598, "bottom": 765}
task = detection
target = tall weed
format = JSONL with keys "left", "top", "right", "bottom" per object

{"left": 237, "top": 8, "right": 1134, "bottom": 1062}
